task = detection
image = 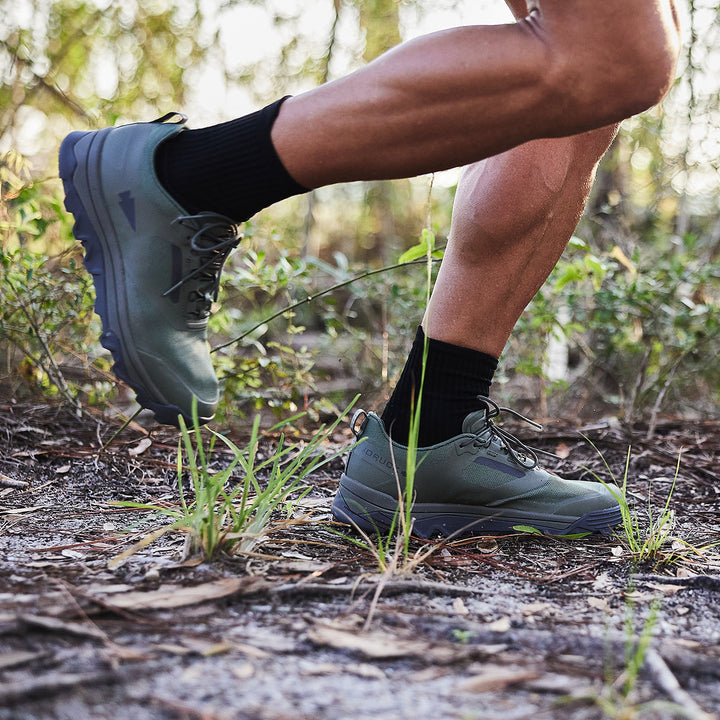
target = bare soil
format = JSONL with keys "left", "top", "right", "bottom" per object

{"left": 1, "top": 398, "right": 720, "bottom": 720}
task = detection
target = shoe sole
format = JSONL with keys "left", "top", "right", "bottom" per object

{"left": 332, "top": 474, "right": 622, "bottom": 538}
{"left": 59, "top": 130, "right": 190, "bottom": 426}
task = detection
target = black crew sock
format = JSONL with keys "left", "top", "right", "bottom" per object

{"left": 380, "top": 326, "right": 499, "bottom": 447}
{"left": 155, "top": 96, "right": 308, "bottom": 222}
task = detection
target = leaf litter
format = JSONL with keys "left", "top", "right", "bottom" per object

{"left": 0, "top": 401, "right": 719, "bottom": 719}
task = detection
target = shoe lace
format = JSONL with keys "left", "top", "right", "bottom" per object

{"left": 162, "top": 213, "right": 242, "bottom": 317}
{"left": 461, "top": 396, "right": 543, "bottom": 469}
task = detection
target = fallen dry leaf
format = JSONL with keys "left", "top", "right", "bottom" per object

{"left": 458, "top": 666, "right": 538, "bottom": 693}
{"left": 231, "top": 643, "right": 270, "bottom": 660}
{"left": 645, "top": 582, "right": 685, "bottom": 595}
{"left": 453, "top": 597, "right": 469, "bottom": 616}
{"left": 410, "top": 667, "right": 450, "bottom": 683}
{"left": 154, "top": 644, "right": 191, "bottom": 656}
{"left": 347, "top": 663, "right": 386, "bottom": 680}
{"left": 231, "top": 663, "right": 255, "bottom": 680}
{"left": 521, "top": 602, "right": 552, "bottom": 616}
{"left": 587, "top": 596, "right": 610, "bottom": 611}
{"left": 128, "top": 438, "right": 152, "bottom": 457}
{"left": 180, "top": 637, "right": 234, "bottom": 657}
{"left": 21, "top": 615, "right": 106, "bottom": 641}
{"left": 486, "top": 617, "right": 511, "bottom": 633}
{"left": 97, "top": 576, "right": 267, "bottom": 611}
{"left": 307, "top": 624, "right": 429, "bottom": 659}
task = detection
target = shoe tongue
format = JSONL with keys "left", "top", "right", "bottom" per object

{"left": 462, "top": 409, "right": 490, "bottom": 435}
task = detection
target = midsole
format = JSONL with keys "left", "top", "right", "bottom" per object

{"left": 61, "top": 131, "right": 166, "bottom": 404}
{"left": 337, "top": 473, "right": 601, "bottom": 530}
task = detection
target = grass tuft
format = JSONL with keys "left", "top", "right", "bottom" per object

{"left": 115, "top": 397, "right": 352, "bottom": 562}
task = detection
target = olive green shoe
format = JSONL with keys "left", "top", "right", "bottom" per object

{"left": 59, "top": 113, "right": 242, "bottom": 425}
{"left": 332, "top": 397, "right": 621, "bottom": 537}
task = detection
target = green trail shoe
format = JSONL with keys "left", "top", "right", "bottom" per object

{"left": 332, "top": 397, "right": 621, "bottom": 537}
{"left": 59, "top": 114, "right": 241, "bottom": 425}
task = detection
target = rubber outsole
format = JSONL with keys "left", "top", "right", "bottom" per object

{"left": 59, "top": 131, "right": 187, "bottom": 426}
{"left": 331, "top": 474, "right": 622, "bottom": 538}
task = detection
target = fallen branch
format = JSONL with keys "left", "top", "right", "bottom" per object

{"left": 0, "top": 671, "right": 122, "bottom": 705}
{"left": 644, "top": 648, "right": 715, "bottom": 720}
{"left": 269, "top": 579, "right": 481, "bottom": 599}
{"left": 635, "top": 574, "right": 720, "bottom": 592}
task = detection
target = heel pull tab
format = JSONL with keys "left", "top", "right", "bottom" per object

{"left": 350, "top": 409, "right": 368, "bottom": 438}
{"left": 153, "top": 112, "right": 188, "bottom": 125}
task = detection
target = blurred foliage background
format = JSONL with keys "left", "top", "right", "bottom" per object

{"left": 1, "top": 0, "right": 719, "bottom": 430}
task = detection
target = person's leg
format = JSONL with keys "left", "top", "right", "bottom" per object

{"left": 425, "top": 128, "right": 619, "bottom": 357}
{"left": 160, "top": 0, "right": 680, "bottom": 222}
{"left": 381, "top": 127, "right": 618, "bottom": 446}
{"left": 329, "top": 0, "right": 674, "bottom": 536}
{"left": 60, "top": 0, "right": 679, "bottom": 426}
{"left": 273, "top": 0, "right": 679, "bottom": 187}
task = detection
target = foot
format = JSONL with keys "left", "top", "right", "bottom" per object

{"left": 332, "top": 398, "right": 621, "bottom": 537}
{"left": 59, "top": 113, "right": 242, "bottom": 425}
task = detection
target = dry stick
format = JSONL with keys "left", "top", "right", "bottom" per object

{"left": 0, "top": 472, "right": 28, "bottom": 489}
{"left": 269, "top": 579, "right": 481, "bottom": 600}
{"left": 0, "top": 671, "right": 123, "bottom": 705}
{"left": 635, "top": 574, "right": 720, "bottom": 592}
{"left": 644, "top": 649, "right": 715, "bottom": 720}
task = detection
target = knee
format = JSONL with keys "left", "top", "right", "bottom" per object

{"left": 613, "top": 25, "right": 681, "bottom": 114}
{"left": 543, "top": 1, "right": 681, "bottom": 124}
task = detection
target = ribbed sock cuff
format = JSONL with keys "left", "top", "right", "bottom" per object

{"left": 156, "top": 96, "right": 307, "bottom": 222}
{"left": 381, "top": 326, "right": 499, "bottom": 446}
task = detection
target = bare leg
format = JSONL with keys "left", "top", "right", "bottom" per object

{"left": 424, "top": 127, "right": 618, "bottom": 357}
{"left": 273, "top": 1, "right": 679, "bottom": 188}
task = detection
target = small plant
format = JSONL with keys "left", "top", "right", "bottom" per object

{"left": 117, "top": 398, "right": 351, "bottom": 561}
{"left": 586, "top": 593, "right": 665, "bottom": 719}
{"left": 585, "top": 440, "right": 680, "bottom": 565}
{"left": 331, "top": 226, "right": 440, "bottom": 584}
{"left": 567, "top": 589, "right": 707, "bottom": 719}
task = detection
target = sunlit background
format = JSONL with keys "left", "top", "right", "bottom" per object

{"left": 1, "top": 0, "right": 718, "bottom": 425}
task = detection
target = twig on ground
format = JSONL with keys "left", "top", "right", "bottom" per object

{"left": 269, "top": 579, "right": 481, "bottom": 599}
{"left": 635, "top": 574, "right": 720, "bottom": 591}
{"left": 644, "top": 648, "right": 715, "bottom": 720}
{"left": 0, "top": 671, "right": 123, "bottom": 705}
{"left": 0, "top": 472, "right": 28, "bottom": 489}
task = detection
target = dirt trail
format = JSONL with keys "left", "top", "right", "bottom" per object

{"left": 1, "top": 402, "right": 719, "bottom": 720}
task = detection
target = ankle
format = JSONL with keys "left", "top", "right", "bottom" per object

{"left": 155, "top": 97, "right": 308, "bottom": 222}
